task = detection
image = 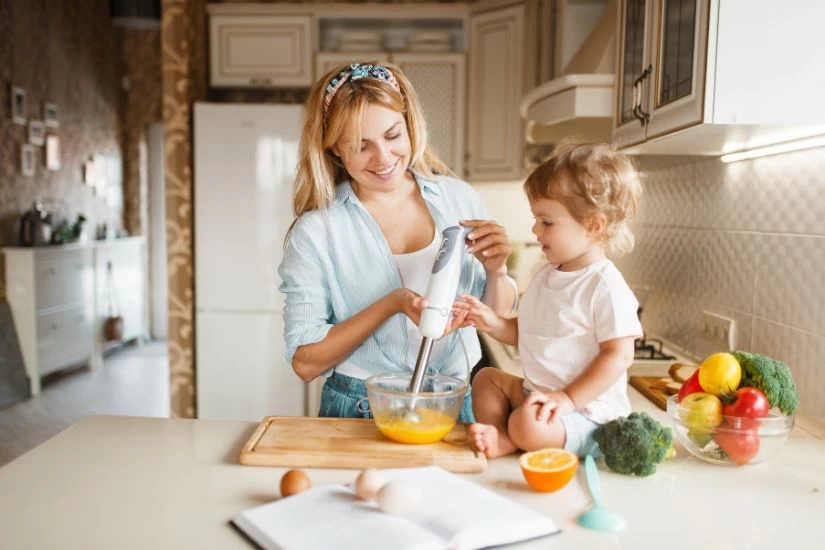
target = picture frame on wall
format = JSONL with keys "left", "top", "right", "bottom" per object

{"left": 83, "top": 159, "right": 95, "bottom": 187}
{"left": 28, "top": 120, "right": 45, "bottom": 146}
{"left": 44, "top": 102, "right": 59, "bottom": 128}
{"left": 11, "top": 86, "right": 26, "bottom": 125}
{"left": 46, "top": 135, "right": 61, "bottom": 170}
{"left": 21, "top": 144, "right": 35, "bottom": 177}
{"left": 93, "top": 153, "right": 107, "bottom": 196}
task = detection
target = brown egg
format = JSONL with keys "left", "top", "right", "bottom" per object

{"left": 279, "top": 469, "right": 311, "bottom": 498}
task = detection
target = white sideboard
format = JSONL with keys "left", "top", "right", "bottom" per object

{"left": 2, "top": 237, "right": 147, "bottom": 396}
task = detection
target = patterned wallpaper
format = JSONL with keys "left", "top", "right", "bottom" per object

{"left": 0, "top": 0, "right": 124, "bottom": 301}
{"left": 162, "top": 0, "right": 206, "bottom": 419}
{"left": 120, "top": 28, "right": 162, "bottom": 239}
{"left": 614, "top": 149, "right": 825, "bottom": 421}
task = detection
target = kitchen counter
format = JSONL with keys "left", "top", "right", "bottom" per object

{"left": 1, "top": 389, "right": 823, "bottom": 550}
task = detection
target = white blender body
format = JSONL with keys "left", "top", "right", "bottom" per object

{"left": 406, "top": 225, "right": 471, "bottom": 400}
{"left": 418, "top": 226, "right": 467, "bottom": 339}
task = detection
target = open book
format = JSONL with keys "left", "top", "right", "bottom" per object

{"left": 232, "top": 466, "right": 560, "bottom": 550}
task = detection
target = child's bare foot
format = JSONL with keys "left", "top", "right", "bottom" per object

{"left": 469, "top": 423, "right": 518, "bottom": 458}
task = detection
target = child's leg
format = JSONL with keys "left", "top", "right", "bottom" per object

{"left": 470, "top": 368, "right": 527, "bottom": 458}
{"left": 507, "top": 404, "right": 567, "bottom": 451}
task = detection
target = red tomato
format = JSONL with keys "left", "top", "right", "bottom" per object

{"left": 722, "top": 387, "right": 770, "bottom": 429}
{"left": 714, "top": 424, "right": 760, "bottom": 465}
{"left": 678, "top": 371, "right": 704, "bottom": 403}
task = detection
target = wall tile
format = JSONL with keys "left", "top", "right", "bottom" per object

{"left": 687, "top": 230, "right": 758, "bottom": 313}
{"left": 693, "top": 158, "right": 762, "bottom": 231}
{"left": 636, "top": 161, "right": 695, "bottom": 227}
{"left": 754, "top": 234, "right": 825, "bottom": 337}
{"left": 751, "top": 148, "right": 825, "bottom": 235}
{"left": 753, "top": 319, "right": 825, "bottom": 421}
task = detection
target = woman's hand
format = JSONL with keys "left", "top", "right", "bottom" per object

{"left": 523, "top": 390, "right": 576, "bottom": 423}
{"left": 460, "top": 219, "right": 512, "bottom": 275}
{"left": 390, "top": 288, "right": 427, "bottom": 325}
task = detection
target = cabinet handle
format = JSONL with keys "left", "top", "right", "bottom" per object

{"left": 249, "top": 77, "right": 273, "bottom": 86}
{"left": 51, "top": 321, "right": 58, "bottom": 331}
{"left": 637, "top": 64, "right": 653, "bottom": 126}
{"left": 631, "top": 80, "right": 642, "bottom": 125}
{"left": 48, "top": 267, "right": 57, "bottom": 276}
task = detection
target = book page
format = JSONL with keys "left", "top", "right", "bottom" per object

{"left": 233, "top": 485, "right": 444, "bottom": 550}
{"left": 384, "top": 467, "right": 560, "bottom": 550}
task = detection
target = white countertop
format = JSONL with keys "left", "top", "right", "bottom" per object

{"left": 1, "top": 389, "right": 823, "bottom": 550}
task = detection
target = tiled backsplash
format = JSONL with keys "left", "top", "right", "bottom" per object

{"left": 614, "top": 149, "right": 825, "bottom": 421}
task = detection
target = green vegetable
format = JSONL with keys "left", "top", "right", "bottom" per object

{"left": 593, "top": 412, "right": 675, "bottom": 477}
{"left": 731, "top": 350, "right": 800, "bottom": 415}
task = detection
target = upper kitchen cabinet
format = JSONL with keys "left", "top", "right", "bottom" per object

{"left": 208, "top": 13, "right": 313, "bottom": 87}
{"left": 393, "top": 53, "right": 467, "bottom": 177}
{"left": 467, "top": 4, "right": 526, "bottom": 182}
{"left": 614, "top": 0, "right": 825, "bottom": 154}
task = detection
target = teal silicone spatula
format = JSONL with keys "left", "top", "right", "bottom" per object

{"left": 576, "top": 455, "right": 627, "bottom": 532}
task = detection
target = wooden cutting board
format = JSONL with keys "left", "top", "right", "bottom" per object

{"left": 240, "top": 416, "right": 487, "bottom": 473}
{"left": 629, "top": 376, "right": 676, "bottom": 411}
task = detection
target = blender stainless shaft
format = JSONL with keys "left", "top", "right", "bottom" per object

{"left": 408, "top": 337, "right": 435, "bottom": 393}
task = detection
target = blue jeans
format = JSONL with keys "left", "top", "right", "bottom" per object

{"left": 318, "top": 371, "right": 476, "bottom": 423}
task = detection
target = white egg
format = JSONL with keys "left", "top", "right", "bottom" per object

{"left": 354, "top": 469, "right": 386, "bottom": 501}
{"left": 376, "top": 482, "right": 422, "bottom": 516}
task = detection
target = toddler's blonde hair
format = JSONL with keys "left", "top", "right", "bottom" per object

{"left": 292, "top": 62, "right": 451, "bottom": 218}
{"left": 524, "top": 139, "right": 642, "bottom": 257}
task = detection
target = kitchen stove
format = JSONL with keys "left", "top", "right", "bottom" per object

{"left": 634, "top": 336, "right": 676, "bottom": 361}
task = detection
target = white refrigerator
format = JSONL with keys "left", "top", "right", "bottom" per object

{"left": 194, "top": 102, "right": 306, "bottom": 421}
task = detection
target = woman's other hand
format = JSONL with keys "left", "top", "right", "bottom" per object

{"left": 460, "top": 219, "right": 512, "bottom": 275}
{"left": 390, "top": 288, "right": 427, "bottom": 325}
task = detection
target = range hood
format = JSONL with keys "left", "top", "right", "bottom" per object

{"left": 520, "top": 0, "right": 617, "bottom": 144}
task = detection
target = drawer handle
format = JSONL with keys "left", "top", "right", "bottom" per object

{"left": 249, "top": 77, "right": 273, "bottom": 86}
{"left": 51, "top": 321, "right": 58, "bottom": 331}
{"left": 48, "top": 267, "right": 57, "bottom": 276}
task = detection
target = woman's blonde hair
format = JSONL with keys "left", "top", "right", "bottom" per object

{"left": 523, "top": 139, "right": 642, "bottom": 257}
{"left": 292, "top": 61, "right": 451, "bottom": 218}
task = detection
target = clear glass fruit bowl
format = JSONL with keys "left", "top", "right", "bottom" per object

{"left": 666, "top": 395, "right": 794, "bottom": 466}
{"left": 364, "top": 373, "right": 466, "bottom": 445}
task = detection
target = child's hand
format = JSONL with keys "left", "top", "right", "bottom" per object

{"left": 523, "top": 390, "right": 576, "bottom": 423}
{"left": 452, "top": 294, "right": 502, "bottom": 334}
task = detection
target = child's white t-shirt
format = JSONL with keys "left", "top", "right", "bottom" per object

{"left": 518, "top": 259, "right": 643, "bottom": 424}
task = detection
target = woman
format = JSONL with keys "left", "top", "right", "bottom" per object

{"left": 279, "top": 62, "right": 516, "bottom": 421}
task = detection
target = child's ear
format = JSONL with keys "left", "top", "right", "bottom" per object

{"left": 587, "top": 214, "right": 608, "bottom": 235}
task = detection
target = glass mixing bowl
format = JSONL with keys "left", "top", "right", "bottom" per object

{"left": 365, "top": 373, "right": 467, "bottom": 444}
{"left": 666, "top": 395, "right": 794, "bottom": 466}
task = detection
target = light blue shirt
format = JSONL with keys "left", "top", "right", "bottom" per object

{"left": 278, "top": 172, "right": 488, "bottom": 381}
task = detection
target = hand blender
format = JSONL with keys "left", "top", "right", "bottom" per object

{"left": 404, "top": 225, "right": 470, "bottom": 422}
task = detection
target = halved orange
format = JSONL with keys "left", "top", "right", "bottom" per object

{"left": 519, "top": 448, "right": 579, "bottom": 493}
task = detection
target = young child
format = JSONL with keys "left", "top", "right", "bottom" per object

{"left": 456, "top": 140, "right": 643, "bottom": 458}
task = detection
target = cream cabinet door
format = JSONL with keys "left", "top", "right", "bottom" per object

{"left": 315, "top": 52, "right": 389, "bottom": 82}
{"left": 645, "top": 0, "right": 709, "bottom": 140}
{"left": 210, "top": 15, "right": 313, "bottom": 87}
{"left": 391, "top": 53, "right": 466, "bottom": 176}
{"left": 467, "top": 5, "right": 525, "bottom": 182}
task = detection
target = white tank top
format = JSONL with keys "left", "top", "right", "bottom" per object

{"left": 335, "top": 232, "right": 448, "bottom": 379}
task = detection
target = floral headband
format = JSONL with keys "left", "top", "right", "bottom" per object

{"left": 323, "top": 63, "right": 402, "bottom": 113}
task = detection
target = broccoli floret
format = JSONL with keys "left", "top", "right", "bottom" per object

{"left": 732, "top": 350, "right": 800, "bottom": 415}
{"left": 593, "top": 412, "right": 675, "bottom": 477}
